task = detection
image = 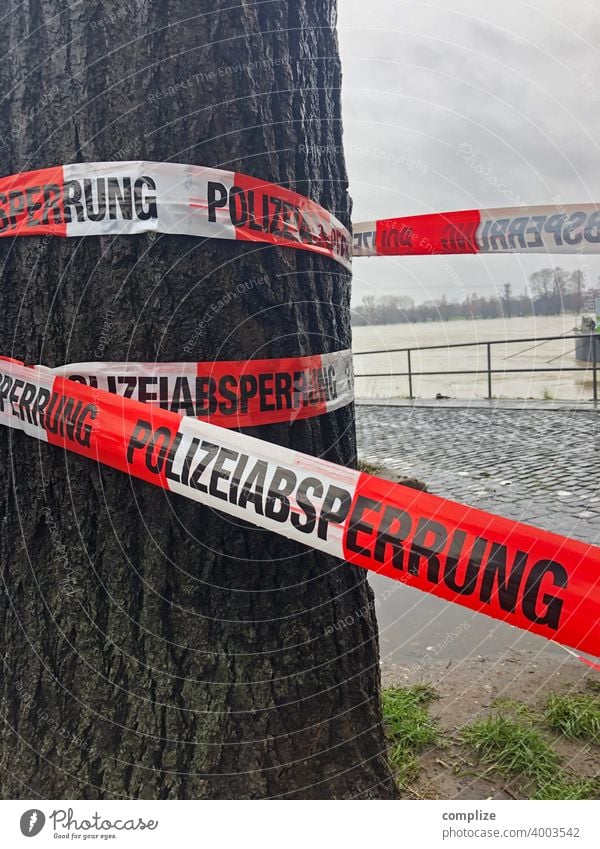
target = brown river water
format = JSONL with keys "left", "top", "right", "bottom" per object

{"left": 352, "top": 315, "right": 595, "bottom": 403}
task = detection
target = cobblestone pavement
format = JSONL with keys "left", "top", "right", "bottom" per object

{"left": 355, "top": 402, "right": 600, "bottom": 546}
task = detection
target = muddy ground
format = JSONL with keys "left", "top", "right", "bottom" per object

{"left": 382, "top": 651, "right": 599, "bottom": 799}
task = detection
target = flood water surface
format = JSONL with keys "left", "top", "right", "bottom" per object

{"left": 353, "top": 315, "right": 595, "bottom": 402}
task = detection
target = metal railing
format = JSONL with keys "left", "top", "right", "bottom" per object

{"left": 354, "top": 333, "right": 600, "bottom": 402}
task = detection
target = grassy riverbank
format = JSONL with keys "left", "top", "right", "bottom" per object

{"left": 381, "top": 653, "right": 599, "bottom": 799}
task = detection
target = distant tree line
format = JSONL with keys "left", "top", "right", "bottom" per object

{"left": 352, "top": 268, "right": 593, "bottom": 326}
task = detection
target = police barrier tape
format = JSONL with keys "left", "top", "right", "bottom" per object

{"left": 0, "top": 355, "right": 598, "bottom": 658}
{"left": 353, "top": 204, "right": 600, "bottom": 257}
{"left": 1, "top": 163, "right": 599, "bottom": 658}
{"left": 4, "top": 163, "right": 599, "bottom": 265}
{"left": 49, "top": 349, "right": 354, "bottom": 429}
{"left": 0, "top": 161, "right": 352, "bottom": 269}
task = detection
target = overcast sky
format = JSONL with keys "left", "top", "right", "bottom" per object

{"left": 337, "top": 0, "right": 600, "bottom": 305}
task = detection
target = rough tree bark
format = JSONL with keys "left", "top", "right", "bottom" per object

{"left": 0, "top": 0, "right": 396, "bottom": 799}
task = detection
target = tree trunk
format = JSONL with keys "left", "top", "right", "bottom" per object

{"left": 0, "top": 1, "right": 396, "bottom": 799}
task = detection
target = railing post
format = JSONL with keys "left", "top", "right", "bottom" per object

{"left": 593, "top": 334, "right": 598, "bottom": 404}
{"left": 407, "top": 349, "right": 413, "bottom": 400}
{"left": 487, "top": 342, "right": 492, "bottom": 399}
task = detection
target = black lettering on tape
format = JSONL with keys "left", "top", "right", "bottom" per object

{"left": 442, "top": 530, "right": 486, "bottom": 595}
{"left": 318, "top": 485, "right": 353, "bottom": 541}
{"left": 346, "top": 495, "right": 380, "bottom": 557}
{"left": 237, "top": 459, "right": 268, "bottom": 514}
{"left": 265, "top": 466, "right": 297, "bottom": 522}
{"left": 127, "top": 419, "right": 153, "bottom": 463}
{"left": 479, "top": 543, "right": 528, "bottom": 613}
{"left": 373, "top": 505, "right": 413, "bottom": 569}
{"left": 41, "top": 185, "right": 62, "bottom": 225}
{"left": 407, "top": 518, "right": 448, "bottom": 580}
{"left": 239, "top": 375, "right": 258, "bottom": 412}
{"left": 229, "top": 186, "right": 248, "bottom": 227}
{"left": 62, "top": 180, "right": 85, "bottom": 223}
{"left": 134, "top": 177, "right": 158, "bottom": 221}
{"left": 209, "top": 447, "right": 238, "bottom": 501}
{"left": 207, "top": 182, "right": 228, "bottom": 223}
{"left": 291, "top": 476, "right": 323, "bottom": 534}
{"left": 188, "top": 441, "right": 219, "bottom": 492}
{"left": 521, "top": 559, "right": 567, "bottom": 630}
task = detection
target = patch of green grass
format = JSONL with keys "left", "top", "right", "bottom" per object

{"left": 490, "top": 697, "right": 535, "bottom": 720}
{"left": 534, "top": 777, "right": 598, "bottom": 800}
{"left": 541, "top": 386, "right": 554, "bottom": 401}
{"left": 382, "top": 685, "right": 438, "bottom": 785}
{"left": 357, "top": 459, "right": 383, "bottom": 475}
{"left": 461, "top": 715, "right": 560, "bottom": 782}
{"left": 544, "top": 693, "right": 600, "bottom": 742}
{"left": 461, "top": 710, "right": 598, "bottom": 800}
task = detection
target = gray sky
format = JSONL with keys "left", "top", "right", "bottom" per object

{"left": 337, "top": 0, "right": 600, "bottom": 305}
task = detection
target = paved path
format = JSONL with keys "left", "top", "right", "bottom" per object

{"left": 355, "top": 401, "right": 600, "bottom": 663}
{"left": 355, "top": 402, "right": 600, "bottom": 545}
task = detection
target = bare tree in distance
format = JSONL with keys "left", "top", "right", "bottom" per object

{"left": 503, "top": 283, "right": 512, "bottom": 319}
{"left": 570, "top": 270, "right": 586, "bottom": 314}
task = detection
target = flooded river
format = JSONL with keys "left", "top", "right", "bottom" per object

{"left": 353, "top": 315, "right": 595, "bottom": 402}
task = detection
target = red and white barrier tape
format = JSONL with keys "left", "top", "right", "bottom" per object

{"left": 49, "top": 349, "right": 354, "bottom": 429}
{"left": 4, "top": 163, "right": 598, "bottom": 265}
{"left": 353, "top": 204, "right": 600, "bottom": 257}
{"left": 0, "top": 161, "right": 352, "bottom": 269}
{"left": 0, "top": 356, "right": 598, "bottom": 658}
{"left": 1, "top": 162, "right": 599, "bottom": 661}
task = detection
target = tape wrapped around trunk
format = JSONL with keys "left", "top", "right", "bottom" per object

{"left": 49, "top": 349, "right": 354, "bottom": 428}
{"left": 0, "top": 161, "right": 352, "bottom": 269}
{"left": 1, "top": 161, "right": 599, "bottom": 660}
{"left": 0, "top": 356, "right": 597, "bottom": 658}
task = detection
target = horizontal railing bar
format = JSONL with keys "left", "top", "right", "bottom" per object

{"left": 356, "top": 367, "right": 595, "bottom": 377}
{"left": 353, "top": 333, "right": 592, "bottom": 356}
